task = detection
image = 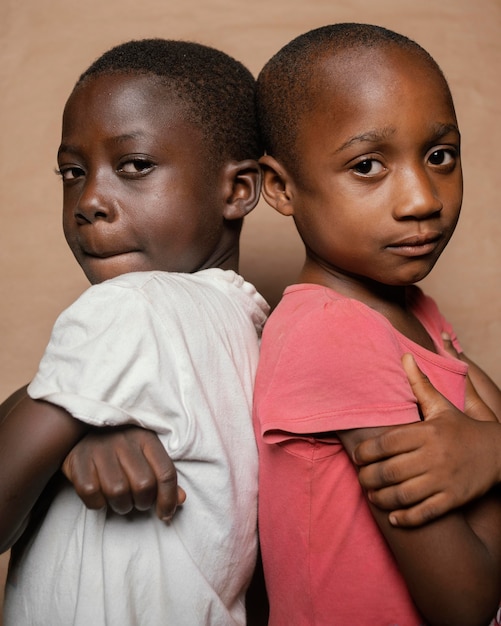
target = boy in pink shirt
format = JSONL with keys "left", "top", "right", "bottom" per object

{"left": 253, "top": 23, "right": 501, "bottom": 625}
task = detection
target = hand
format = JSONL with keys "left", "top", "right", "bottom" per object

{"left": 62, "top": 426, "right": 186, "bottom": 522}
{"left": 354, "top": 353, "right": 501, "bottom": 527}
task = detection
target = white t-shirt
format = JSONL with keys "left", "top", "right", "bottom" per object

{"left": 4, "top": 269, "right": 269, "bottom": 626}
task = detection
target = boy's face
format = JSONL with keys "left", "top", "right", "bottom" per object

{"left": 59, "top": 73, "right": 228, "bottom": 284}
{"left": 280, "top": 47, "right": 462, "bottom": 289}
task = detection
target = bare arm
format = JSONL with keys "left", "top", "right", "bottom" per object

{"left": 0, "top": 385, "right": 30, "bottom": 419}
{"left": 3, "top": 388, "right": 185, "bottom": 526}
{"left": 339, "top": 355, "right": 501, "bottom": 625}
{"left": 354, "top": 342, "right": 501, "bottom": 527}
{"left": 0, "top": 387, "right": 88, "bottom": 553}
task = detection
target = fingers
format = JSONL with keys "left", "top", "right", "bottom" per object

{"left": 358, "top": 451, "right": 421, "bottom": 491}
{"left": 387, "top": 492, "right": 453, "bottom": 528}
{"left": 137, "top": 435, "right": 184, "bottom": 522}
{"left": 357, "top": 354, "right": 501, "bottom": 529}
{"left": 354, "top": 425, "right": 421, "bottom": 466}
{"left": 361, "top": 461, "right": 464, "bottom": 528}
{"left": 63, "top": 427, "right": 185, "bottom": 521}
{"left": 401, "top": 353, "right": 451, "bottom": 417}
{"left": 62, "top": 448, "right": 109, "bottom": 510}
{"left": 62, "top": 433, "right": 139, "bottom": 514}
{"left": 364, "top": 469, "right": 440, "bottom": 510}
{"left": 108, "top": 450, "right": 157, "bottom": 514}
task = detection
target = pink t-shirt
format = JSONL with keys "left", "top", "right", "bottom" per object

{"left": 253, "top": 284, "right": 468, "bottom": 626}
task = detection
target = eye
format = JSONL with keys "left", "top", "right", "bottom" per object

{"left": 118, "top": 158, "right": 155, "bottom": 175}
{"left": 56, "top": 165, "right": 85, "bottom": 181}
{"left": 352, "top": 159, "right": 385, "bottom": 177}
{"left": 427, "top": 148, "right": 456, "bottom": 169}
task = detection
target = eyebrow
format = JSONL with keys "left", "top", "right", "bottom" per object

{"left": 112, "top": 131, "right": 150, "bottom": 144}
{"left": 335, "top": 122, "right": 461, "bottom": 154}
{"left": 57, "top": 132, "right": 151, "bottom": 158}
{"left": 428, "top": 122, "right": 461, "bottom": 143}
{"left": 335, "top": 127, "right": 397, "bottom": 153}
{"left": 57, "top": 143, "right": 78, "bottom": 158}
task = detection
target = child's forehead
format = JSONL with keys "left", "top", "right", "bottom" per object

{"left": 291, "top": 46, "right": 457, "bottom": 151}
{"left": 70, "top": 72, "right": 178, "bottom": 108}
{"left": 314, "top": 45, "right": 441, "bottom": 94}
{"left": 64, "top": 72, "right": 192, "bottom": 130}
{"left": 61, "top": 72, "right": 208, "bottom": 158}
{"left": 304, "top": 45, "right": 455, "bottom": 120}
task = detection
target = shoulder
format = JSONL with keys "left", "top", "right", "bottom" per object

{"left": 63, "top": 271, "right": 215, "bottom": 324}
{"left": 265, "top": 284, "right": 397, "bottom": 350}
{"left": 255, "top": 286, "right": 417, "bottom": 435}
{"left": 193, "top": 269, "right": 269, "bottom": 317}
{"left": 115, "top": 269, "right": 268, "bottom": 324}
{"left": 259, "top": 284, "right": 405, "bottom": 390}
{"left": 49, "top": 275, "right": 164, "bottom": 352}
{"left": 60, "top": 274, "right": 152, "bottom": 315}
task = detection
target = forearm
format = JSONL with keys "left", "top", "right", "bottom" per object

{"left": 0, "top": 385, "right": 29, "bottom": 423}
{"left": 0, "top": 394, "right": 88, "bottom": 552}
{"left": 341, "top": 426, "right": 501, "bottom": 625}
{"left": 369, "top": 495, "right": 501, "bottom": 626}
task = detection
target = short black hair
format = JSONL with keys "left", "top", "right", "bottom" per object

{"left": 76, "top": 38, "right": 262, "bottom": 166}
{"left": 257, "top": 23, "right": 451, "bottom": 170}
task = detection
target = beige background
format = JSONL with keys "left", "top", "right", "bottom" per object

{"left": 1, "top": 0, "right": 500, "bottom": 616}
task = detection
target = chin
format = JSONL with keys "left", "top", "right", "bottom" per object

{"left": 81, "top": 265, "right": 122, "bottom": 285}
{"left": 402, "top": 259, "right": 439, "bottom": 286}
{"left": 80, "top": 255, "right": 146, "bottom": 285}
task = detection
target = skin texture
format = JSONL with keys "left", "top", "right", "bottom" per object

{"left": 60, "top": 73, "right": 259, "bottom": 282}
{"left": 62, "top": 425, "right": 186, "bottom": 520}
{"left": 47, "top": 50, "right": 500, "bottom": 534}
{"left": 0, "top": 71, "right": 261, "bottom": 553}
{"left": 262, "top": 49, "right": 462, "bottom": 302}
{"left": 259, "top": 45, "right": 501, "bottom": 625}
{"left": 355, "top": 335, "right": 501, "bottom": 527}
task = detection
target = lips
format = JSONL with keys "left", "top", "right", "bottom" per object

{"left": 76, "top": 233, "right": 139, "bottom": 259}
{"left": 83, "top": 248, "right": 134, "bottom": 259}
{"left": 386, "top": 232, "right": 442, "bottom": 257}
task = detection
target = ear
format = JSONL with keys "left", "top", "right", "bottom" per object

{"left": 221, "top": 159, "right": 262, "bottom": 221}
{"left": 259, "top": 155, "right": 294, "bottom": 216}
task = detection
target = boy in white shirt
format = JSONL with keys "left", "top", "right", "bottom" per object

{"left": 0, "top": 38, "right": 268, "bottom": 626}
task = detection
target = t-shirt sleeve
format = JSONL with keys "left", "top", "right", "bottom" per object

{"left": 28, "top": 281, "right": 179, "bottom": 433}
{"left": 256, "top": 299, "right": 419, "bottom": 442}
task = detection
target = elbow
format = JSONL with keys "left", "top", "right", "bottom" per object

{"left": 425, "top": 611, "right": 498, "bottom": 626}
{"left": 420, "top": 586, "right": 500, "bottom": 626}
{"left": 0, "top": 517, "right": 29, "bottom": 555}
{"left": 0, "top": 528, "right": 14, "bottom": 555}
{"left": 425, "top": 613, "right": 498, "bottom": 626}
{"left": 0, "top": 534, "right": 15, "bottom": 555}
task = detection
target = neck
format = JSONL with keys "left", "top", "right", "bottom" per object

{"left": 298, "top": 255, "right": 438, "bottom": 350}
{"left": 199, "top": 245, "right": 240, "bottom": 273}
{"left": 298, "top": 256, "right": 408, "bottom": 312}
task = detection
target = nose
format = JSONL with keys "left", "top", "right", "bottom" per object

{"left": 393, "top": 165, "right": 442, "bottom": 220}
{"left": 75, "top": 174, "right": 116, "bottom": 224}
